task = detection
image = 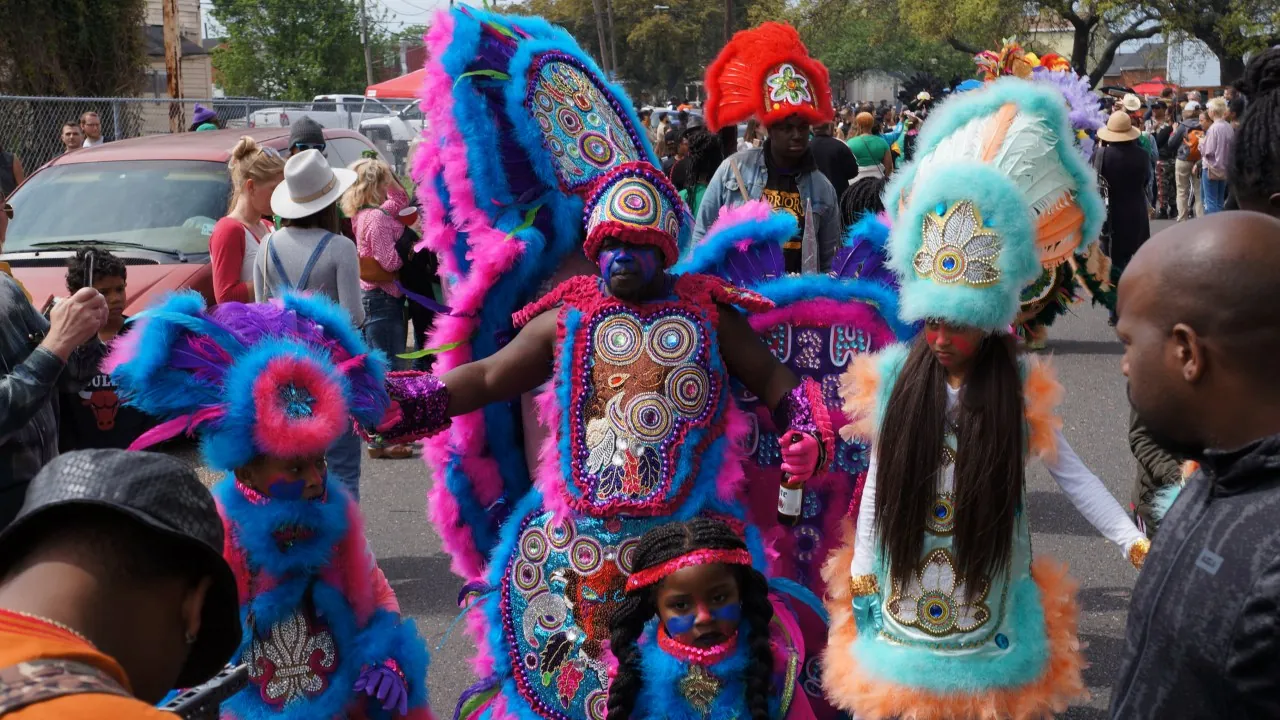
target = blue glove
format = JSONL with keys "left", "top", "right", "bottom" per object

{"left": 851, "top": 595, "right": 883, "bottom": 635}
{"left": 354, "top": 663, "right": 409, "bottom": 716}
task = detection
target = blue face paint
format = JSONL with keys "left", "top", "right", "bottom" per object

{"left": 665, "top": 613, "right": 697, "bottom": 636}
{"left": 711, "top": 603, "right": 741, "bottom": 623}
{"left": 266, "top": 477, "right": 307, "bottom": 500}
{"left": 598, "top": 245, "right": 660, "bottom": 286}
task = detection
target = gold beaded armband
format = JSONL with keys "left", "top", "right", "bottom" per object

{"left": 849, "top": 573, "right": 880, "bottom": 597}
{"left": 1128, "top": 538, "right": 1151, "bottom": 569}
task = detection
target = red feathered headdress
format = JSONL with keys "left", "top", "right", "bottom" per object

{"left": 704, "top": 22, "right": 834, "bottom": 131}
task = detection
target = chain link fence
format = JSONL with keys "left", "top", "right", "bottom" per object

{"left": 0, "top": 96, "right": 419, "bottom": 174}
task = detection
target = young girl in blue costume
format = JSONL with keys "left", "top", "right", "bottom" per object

{"left": 607, "top": 518, "right": 814, "bottom": 720}
{"left": 825, "top": 78, "right": 1149, "bottom": 720}
{"left": 107, "top": 291, "right": 433, "bottom": 720}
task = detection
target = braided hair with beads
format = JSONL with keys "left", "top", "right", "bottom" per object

{"left": 606, "top": 518, "right": 774, "bottom": 720}
{"left": 1230, "top": 48, "right": 1280, "bottom": 216}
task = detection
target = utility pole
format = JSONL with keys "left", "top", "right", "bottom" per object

{"left": 606, "top": 0, "right": 619, "bottom": 80}
{"left": 590, "top": 0, "right": 611, "bottom": 76}
{"left": 724, "top": 0, "right": 732, "bottom": 43}
{"left": 162, "top": 0, "right": 184, "bottom": 133}
{"left": 359, "top": 0, "right": 375, "bottom": 87}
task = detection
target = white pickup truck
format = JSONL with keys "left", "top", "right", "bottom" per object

{"left": 249, "top": 94, "right": 404, "bottom": 131}
{"left": 359, "top": 101, "right": 425, "bottom": 174}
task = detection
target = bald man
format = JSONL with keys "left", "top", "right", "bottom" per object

{"left": 1110, "top": 211, "right": 1280, "bottom": 719}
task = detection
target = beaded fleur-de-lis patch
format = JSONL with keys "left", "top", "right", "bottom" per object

{"left": 680, "top": 665, "right": 721, "bottom": 713}
{"left": 913, "top": 200, "right": 1002, "bottom": 287}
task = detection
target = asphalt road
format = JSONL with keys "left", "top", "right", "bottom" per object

{"left": 177, "top": 223, "right": 1170, "bottom": 718}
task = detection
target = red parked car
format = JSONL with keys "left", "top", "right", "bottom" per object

{"left": 2, "top": 127, "right": 383, "bottom": 313}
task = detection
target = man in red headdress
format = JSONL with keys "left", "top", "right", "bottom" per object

{"left": 692, "top": 22, "right": 842, "bottom": 274}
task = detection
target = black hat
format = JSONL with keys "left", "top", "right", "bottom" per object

{"left": 0, "top": 449, "right": 241, "bottom": 688}
{"left": 288, "top": 116, "right": 326, "bottom": 149}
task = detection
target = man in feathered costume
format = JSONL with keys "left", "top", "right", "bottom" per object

{"left": 823, "top": 77, "right": 1148, "bottom": 720}
{"left": 975, "top": 38, "right": 1115, "bottom": 348}
{"left": 106, "top": 292, "right": 434, "bottom": 720}
{"left": 361, "top": 7, "right": 919, "bottom": 720}
{"left": 691, "top": 23, "right": 843, "bottom": 274}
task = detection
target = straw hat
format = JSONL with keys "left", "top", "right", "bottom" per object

{"left": 271, "top": 149, "right": 356, "bottom": 219}
{"left": 1097, "top": 111, "right": 1140, "bottom": 143}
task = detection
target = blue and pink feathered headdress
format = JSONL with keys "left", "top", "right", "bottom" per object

{"left": 107, "top": 292, "right": 390, "bottom": 472}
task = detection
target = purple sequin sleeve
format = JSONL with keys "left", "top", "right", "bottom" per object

{"left": 358, "top": 371, "right": 452, "bottom": 444}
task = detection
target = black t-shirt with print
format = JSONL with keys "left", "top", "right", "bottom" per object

{"left": 58, "top": 319, "right": 155, "bottom": 452}
{"left": 762, "top": 140, "right": 817, "bottom": 273}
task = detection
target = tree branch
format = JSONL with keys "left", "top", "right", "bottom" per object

{"left": 1086, "top": 18, "right": 1162, "bottom": 88}
{"left": 946, "top": 35, "right": 981, "bottom": 56}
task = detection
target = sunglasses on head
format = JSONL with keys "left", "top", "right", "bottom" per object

{"left": 292, "top": 142, "right": 326, "bottom": 154}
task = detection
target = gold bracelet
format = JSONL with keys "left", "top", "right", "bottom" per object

{"left": 1128, "top": 538, "right": 1151, "bottom": 569}
{"left": 849, "top": 573, "right": 879, "bottom": 597}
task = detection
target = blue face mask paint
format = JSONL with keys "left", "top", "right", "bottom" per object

{"left": 598, "top": 245, "right": 660, "bottom": 286}
{"left": 266, "top": 476, "right": 307, "bottom": 501}
{"left": 711, "top": 603, "right": 741, "bottom": 623}
{"left": 665, "top": 613, "right": 697, "bottom": 636}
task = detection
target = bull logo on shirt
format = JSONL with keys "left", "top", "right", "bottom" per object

{"left": 78, "top": 375, "right": 120, "bottom": 431}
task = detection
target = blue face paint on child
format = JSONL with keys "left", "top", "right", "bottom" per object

{"left": 598, "top": 244, "right": 660, "bottom": 287}
{"left": 663, "top": 602, "right": 742, "bottom": 638}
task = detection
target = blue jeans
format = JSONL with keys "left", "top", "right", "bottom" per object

{"left": 1202, "top": 175, "right": 1228, "bottom": 215}
{"left": 362, "top": 288, "right": 407, "bottom": 371}
{"left": 327, "top": 427, "right": 362, "bottom": 501}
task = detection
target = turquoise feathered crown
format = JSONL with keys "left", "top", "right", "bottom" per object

{"left": 883, "top": 77, "right": 1105, "bottom": 331}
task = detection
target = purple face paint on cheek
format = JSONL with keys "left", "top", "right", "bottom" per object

{"left": 665, "top": 613, "right": 696, "bottom": 636}
{"left": 265, "top": 476, "right": 307, "bottom": 500}
{"left": 599, "top": 245, "right": 660, "bottom": 285}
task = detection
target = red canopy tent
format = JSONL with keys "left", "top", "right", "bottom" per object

{"left": 365, "top": 69, "right": 426, "bottom": 99}
{"left": 1132, "top": 77, "right": 1177, "bottom": 96}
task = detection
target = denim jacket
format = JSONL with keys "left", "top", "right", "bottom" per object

{"left": 0, "top": 272, "right": 105, "bottom": 517}
{"left": 691, "top": 148, "right": 842, "bottom": 271}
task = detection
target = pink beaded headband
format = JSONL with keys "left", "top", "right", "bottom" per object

{"left": 624, "top": 548, "right": 753, "bottom": 592}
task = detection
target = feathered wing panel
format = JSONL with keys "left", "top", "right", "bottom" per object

{"left": 413, "top": 6, "right": 655, "bottom": 581}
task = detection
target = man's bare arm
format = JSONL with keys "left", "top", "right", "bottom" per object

{"left": 441, "top": 309, "right": 558, "bottom": 416}
{"left": 717, "top": 304, "right": 799, "bottom": 411}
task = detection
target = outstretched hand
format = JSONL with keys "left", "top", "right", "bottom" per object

{"left": 354, "top": 664, "right": 409, "bottom": 716}
{"left": 780, "top": 432, "right": 820, "bottom": 483}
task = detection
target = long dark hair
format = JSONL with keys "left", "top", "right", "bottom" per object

{"left": 874, "top": 333, "right": 1024, "bottom": 596}
{"left": 606, "top": 518, "right": 773, "bottom": 720}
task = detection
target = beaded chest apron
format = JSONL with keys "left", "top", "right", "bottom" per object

{"left": 551, "top": 284, "right": 731, "bottom": 518}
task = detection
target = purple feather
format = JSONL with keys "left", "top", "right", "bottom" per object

{"left": 169, "top": 335, "right": 234, "bottom": 384}
{"left": 721, "top": 240, "right": 785, "bottom": 288}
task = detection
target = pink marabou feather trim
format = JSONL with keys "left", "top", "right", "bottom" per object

{"left": 714, "top": 405, "right": 752, "bottom": 502}
{"left": 424, "top": 436, "right": 485, "bottom": 582}
{"left": 533, "top": 385, "right": 572, "bottom": 524}
{"left": 748, "top": 299, "right": 896, "bottom": 344}
{"left": 701, "top": 199, "right": 775, "bottom": 244}
{"left": 464, "top": 603, "right": 496, "bottom": 678}
{"left": 102, "top": 320, "right": 146, "bottom": 374}
{"left": 252, "top": 357, "right": 348, "bottom": 459}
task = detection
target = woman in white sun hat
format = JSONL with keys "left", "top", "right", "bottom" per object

{"left": 252, "top": 148, "right": 367, "bottom": 499}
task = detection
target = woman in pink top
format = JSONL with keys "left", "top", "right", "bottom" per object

{"left": 341, "top": 158, "right": 415, "bottom": 459}
{"left": 209, "top": 137, "right": 283, "bottom": 304}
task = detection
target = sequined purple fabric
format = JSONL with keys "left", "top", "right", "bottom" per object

{"left": 358, "top": 371, "right": 451, "bottom": 444}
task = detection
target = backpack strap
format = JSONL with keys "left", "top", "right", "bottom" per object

{"left": 0, "top": 658, "right": 132, "bottom": 714}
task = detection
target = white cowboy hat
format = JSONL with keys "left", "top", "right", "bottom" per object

{"left": 1097, "top": 110, "right": 1141, "bottom": 143}
{"left": 1121, "top": 93, "right": 1143, "bottom": 112}
{"left": 271, "top": 149, "right": 357, "bottom": 219}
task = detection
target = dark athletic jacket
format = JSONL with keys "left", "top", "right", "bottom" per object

{"left": 1110, "top": 433, "right": 1280, "bottom": 719}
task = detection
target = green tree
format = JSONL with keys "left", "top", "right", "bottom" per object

{"left": 1030, "top": 1, "right": 1162, "bottom": 88}
{"left": 211, "top": 0, "right": 376, "bottom": 100}
{"left": 0, "top": 0, "right": 147, "bottom": 95}
{"left": 1161, "top": 0, "right": 1279, "bottom": 84}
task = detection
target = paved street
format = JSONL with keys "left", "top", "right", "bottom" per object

{"left": 177, "top": 224, "right": 1172, "bottom": 718}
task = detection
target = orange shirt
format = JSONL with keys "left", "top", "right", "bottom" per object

{"left": 0, "top": 608, "right": 175, "bottom": 719}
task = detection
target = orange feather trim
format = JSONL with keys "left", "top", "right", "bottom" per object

{"left": 1023, "top": 355, "right": 1064, "bottom": 463}
{"left": 838, "top": 354, "right": 881, "bottom": 443}
{"left": 822, "top": 554, "right": 1088, "bottom": 720}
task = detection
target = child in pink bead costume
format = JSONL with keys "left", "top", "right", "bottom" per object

{"left": 109, "top": 292, "right": 434, "bottom": 720}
